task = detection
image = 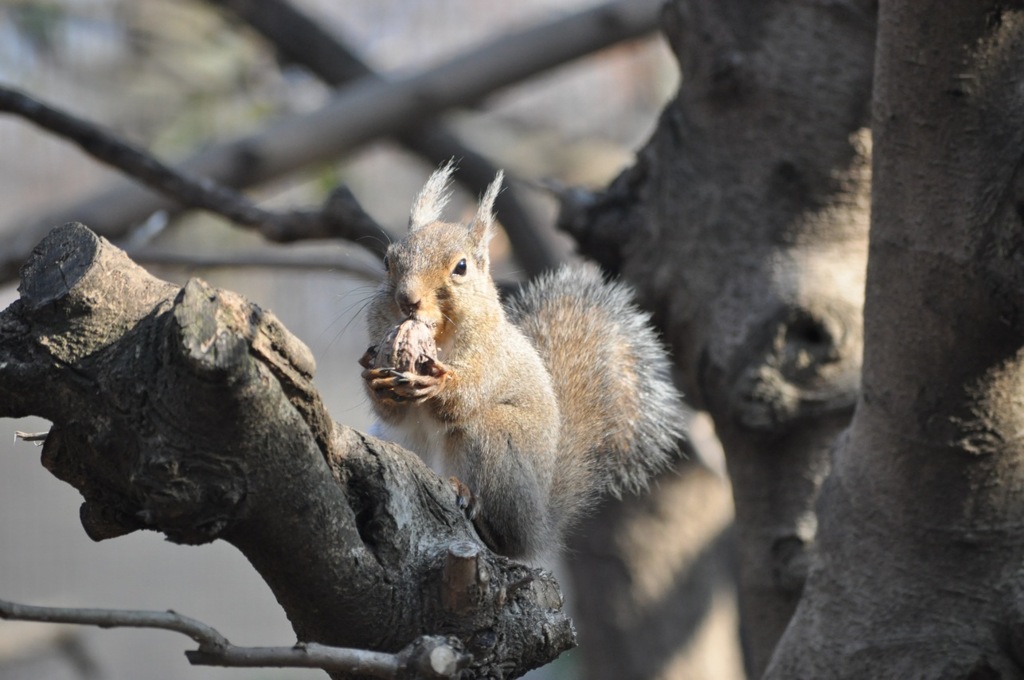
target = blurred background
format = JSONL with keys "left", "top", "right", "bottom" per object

{"left": 0, "top": 0, "right": 677, "bottom": 677}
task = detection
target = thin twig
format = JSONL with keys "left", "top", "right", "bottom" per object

{"left": 0, "top": 599, "right": 230, "bottom": 650}
{"left": 185, "top": 642, "right": 402, "bottom": 674}
{"left": 0, "top": 598, "right": 465, "bottom": 678}
{"left": 14, "top": 431, "right": 48, "bottom": 443}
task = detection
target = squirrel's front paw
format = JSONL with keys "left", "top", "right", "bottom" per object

{"left": 360, "top": 318, "right": 452, "bottom": 403}
{"left": 362, "top": 358, "right": 451, "bottom": 403}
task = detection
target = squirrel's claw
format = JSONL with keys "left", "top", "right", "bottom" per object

{"left": 449, "top": 476, "right": 479, "bottom": 520}
{"left": 362, "top": 365, "right": 451, "bottom": 403}
{"left": 450, "top": 477, "right": 505, "bottom": 553}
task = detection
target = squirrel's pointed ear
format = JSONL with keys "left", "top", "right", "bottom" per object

{"left": 410, "top": 160, "right": 456, "bottom": 231}
{"left": 470, "top": 170, "right": 503, "bottom": 257}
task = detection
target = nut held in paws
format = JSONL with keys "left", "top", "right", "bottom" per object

{"left": 373, "top": 319, "right": 438, "bottom": 374}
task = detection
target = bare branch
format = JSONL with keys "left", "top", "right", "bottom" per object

{"left": 13, "top": 430, "right": 48, "bottom": 443}
{"left": 0, "top": 598, "right": 229, "bottom": 650}
{"left": 0, "top": 0, "right": 663, "bottom": 283}
{"left": 0, "top": 85, "right": 389, "bottom": 254}
{"left": 0, "top": 598, "right": 466, "bottom": 678}
{"left": 129, "top": 246, "right": 383, "bottom": 280}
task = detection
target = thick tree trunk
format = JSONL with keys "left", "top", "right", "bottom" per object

{"left": 767, "top": 2, "right": 1024, "bottom": 676}
{"left": 0, "top": 223, "right": 575, "bottom": 679}
{"left": 563, "top": 0, "right": 875, "bottom": 673}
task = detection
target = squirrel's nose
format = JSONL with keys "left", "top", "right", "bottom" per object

{"left": 396, "top": 290, "right": 421, "bottom": 317}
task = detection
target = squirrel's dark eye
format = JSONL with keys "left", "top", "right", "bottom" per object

{"left": 382, "top": 254, "right": 390, "bottom": 272}
{"left": 452, "top": 258, "right": 468, "bottom": 276}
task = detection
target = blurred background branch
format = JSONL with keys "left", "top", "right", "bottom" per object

{"left": 0, "top": 0, "right": 668, "bottom": 283}
{"left": 0, "top": 85, "right": 391, "bottom": 252}
{"left": 209, "top": 0, "right": 563, "bottom": 275}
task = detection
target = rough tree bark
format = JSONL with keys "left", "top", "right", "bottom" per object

{"left": 563, "top": 0, "right": 876, "bottom": 674}
{"left": 0, "top": 223, "right": 575, "bottom": 679}
{"left": 767, "top": 1, "right": 1024, "bottom": 676}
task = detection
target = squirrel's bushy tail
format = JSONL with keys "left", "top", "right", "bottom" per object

{"left": 506, "top": 264, "right": 684, "bottom": 528}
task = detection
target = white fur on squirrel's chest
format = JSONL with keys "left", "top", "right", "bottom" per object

{"left": 370, "top": 411, "right": 452, "bottom": 477}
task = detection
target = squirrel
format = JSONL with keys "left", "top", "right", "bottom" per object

{"left": 360, "top": 162, "right": 682, "bottom": 560}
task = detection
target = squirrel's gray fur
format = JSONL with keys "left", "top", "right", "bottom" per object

{"left": 506, "top": 263, "right": 683, "bottom": 530}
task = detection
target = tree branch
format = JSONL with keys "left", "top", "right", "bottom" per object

{"left": 0, "top": 0, "right": 664, "bottom": 283}
{"left": 0, "top": 222, "right": 574, "bottom": 679}
{"left": 0, "top": 599, "right": 230, "bottom": 650}
{"left": 0, "top": 85, "right": 390, "bottom": 255}
{"left": 0, "top": 598, "right": 466, "bottom": 678}
{"left": 209, "top": 0, "right": 564, "bottom": 276}
{"left": 128, "top": 246, "right": 383, "bottom": 280}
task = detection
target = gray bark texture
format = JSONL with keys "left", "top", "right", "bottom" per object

{"left": 767, "top": 1, "right": 1024, "bottom": 676}
{"left": 562, "top": 0, "right": 875, "bottom": 674}
{"left": 0, "top": 223, "right": 575, "bottom": 679}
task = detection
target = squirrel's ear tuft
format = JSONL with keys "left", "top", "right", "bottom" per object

{"left": 476, "top": 170, "right": 503, "bottom": 227}
{"left": 470, "top": 170, "right": 503, "bottom": 256}
{"left": 410, "top": 160, "right": 457, "bottom": 231}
